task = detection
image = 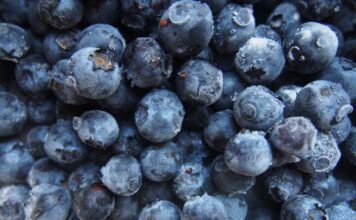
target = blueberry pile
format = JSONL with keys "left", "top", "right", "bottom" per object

{"left": 0, "top": 0, "right": 356, "bottom": 220}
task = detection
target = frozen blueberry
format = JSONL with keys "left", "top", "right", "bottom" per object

{"left": 275, "top": 85, "right": 302, "bottom": 117}
{"left": 213, "top": 71, "right": 247, "bottom": 110}
{"left": 267, "top": 3, "right": 301, "bottom": 37}
{"left": 123, "top": 37, "right": 172, "bottom": 89}
{"left": 73, "top": 183, "right": 115, "bottom": 220}
{"left": 173, "top": 162, "right": 213, "bottom": 202}
{"left": 42, "top": 29, "right": 80, "bottom": 65}
{"left": 283, "top": 22, "right": 338, "bottom": 74}
{"left": 0, "top": 92, "right": 28, "bottom": 137}
{"left": 291, "top": 0, "right": 341, "bottom": 20}
{"left": 27, "top": 157, "right": 67, "bottom": 188}
{"left": 183, "top": 105, "right": 213, "bottom": 130}
{"left": 0, "top": 184, "right": 29, "bottom": 220}
{"left": 176, "top": 60, "right": 223, "bottom": 106}
{"left": 264, "top": 167, "right": 303, "bottom": 203}
{"left": 200, "top": 0, "right": 227, "bottom": 13}
{"left": 109, "top": 195, "right": 140, "bottom": 220}
{"left": 0, "top": 0, "right": 28, "bottom": 26}
{"left": 27, "top": 97, "right": 56, "bottom": 125}
{"left": 26, "top": 125, "right": 50, "bottom": 158}
{"left": 75, "top": 24, "right": 126, "bottom": 62}
{"left": 44, "top": 120, "right": 88, "bottom": 165}
{"left": 175, "top": 131, "right": 211, "bottom": 164}
{"left": 317, "top": 57, "right": 356, "bottom": 104}
{"left": 139, "top": 180, "right": 176, "bottom": 206}
{"left": 139, "top": 200, "right": 182, "bottom": 220}
{"left": 298, "top": 132, "right": 341, "bottom": 174}
{"left": 24, "top": 184, "right": 72, "bottom": 220}
{"left": 37, "top": 0, "right": 83, "bottom": 30}
{"left": 295, "top": 80, "right": 353, "bottom": 130}
{"left": 83, "top": 0, "right": 121, "bottom": 25}
{"left": 213, "top": 193, "right": 248, "bottom": 220}
{"left": 235, "top": 37, "right": 285, "bottom": 85}
{"left": 281, "top": 195, "right": 327, "bottom": 220}
{"left": 0, "top": 22, "right": 31, "bottom": 62}
{"left": 158, "top": 0, "right": 214, "bottom": 58}
{"left": 344, "top": 127, "right": 356, "bottom": 167}
{"left": 212, "top": 155, "right": 256, "bottom": 195}
{"left": 203, "top": 110, "right": 239, "bottom": 152}
{"left": 212, "top": 4, "right": 255, "bottom": 55}
{"left": 330, "top": 116, "right": 351, "bottom": 144}
{"left": 140, "top": 141, "right": 183, "bottom": 182}
{"left": 68, "top": 163, "right": 101, "bottom": 193}
{"left": 194, "top": 46, "right": 215, "bottom": 63}
{"left": 182, "top": 194, "right": 228, "bottom": 220}
{"left": 233, "top": 86, "right": 284, "bottom": 131}
{"left": 326, "top": 202, "right": 356, "bottom": 220}
{"left": 15, "top": 54, "right": 51, "bottom": 98}
{"left": 101, "top": 154, "right": 142, "bottom": 196}
{"left": 0, "top": 140, "right": 34, "bottom": 185}
{"left": 135, "top": 89, "right": 185, "bottom": 143}
{"left": 225, "top": 130, "right": 273, "bottom": 176}
{"left": 27, "top": 0, "right": 49, "bottom": 36}
{"left": 255, "top": 24, "right": 282, "bottom": 44}
{"left": 73, "top": 110, "right": 119, "bottom": 149}
{"left": 67, "top": 47, "right": 122, "bottom": 100}
{"left": 270, "top": 117, "right": 317, "bottom": 160}
{"left": 49, "top": 59, "right": 87, "bottom": 105}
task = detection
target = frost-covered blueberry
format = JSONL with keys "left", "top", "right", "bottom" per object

{"left": 330, "top": 116, "right": 351, "bottom": 144}
{"left": 326, "top": 202, "right": 356, "bottom": 220}
{"left": 68, "top": 163, "right": 101, "bottom": 193}
{"left": 267, "top": 3, "right": 301, "bottom": 37}
{"left": 139, "top": 200, "right": 182, "bottom": 220}
{"left": 275, "top": 85, "right": 302, "bottom": 117}
{"left": 27, "top": 96, "right": 57, "bottom": 125}
{"left": 255, "top": 24, "right": 282, "bottom": 44}
{"left": 291, "top": 0, "right": 341, "bottom": 20}
{"left": 213, "top": 192, "right": 248, "bottom": 220}
{"left": 344, "top": 127, "right": 356, "bottom": 167}
{"left": 26, "top": 125, "right": 50, "bottom": 158}
{"left": 0, "top": 184, "right": 29, "bottom": 220}
{"left": 109, "top": 195, "right": 140, "bottom": 220}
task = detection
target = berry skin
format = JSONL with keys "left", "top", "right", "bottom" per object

{"left": 267, "top": 3, "right": 301, "bottom": 37}
{"left": 213, "top": 192, "right": 248, "bottom": 220}
{"left": 0, "top": 184, "right": 29, "bottom": 220}
{"left": 139, "top": 200, "right": 182, "bottom": 220}
{"left": 109, "top": 195, "right": 140, "bottom": 220}
{"left": 135, "top": 89, "right": 185, "bottom": 143}
{"left": 255, "top": 24, "right": 282, "bottom": 44}
{"left": 225, "top": 130, "right": 273, "bottom": 176}
{"left": 73, "top": 110, "right": 119, "bottom": 149}
{"left": 83, "top": 0, "right": 121, "bottom": 25}
{"left": 330, "top": 116, "right": 351, "bottom": 144}
{"left": 344, "top": 126, "right": 356, "bottom": 167}
{"left": 176, "top": 60, "right": 223, "bottom": 106}
{"left": 139, "top": 180, "right": 176, "bottom": 207}
{"left": 27, "top": 96, "right": 57, "bottom": 125}
{"left": 158, "top": 0, "right": 214, "bottom": 58}
{"left": 68, "top": 163, "right": 101, "bottom": 193}
{"left": 26, "top": 125, "right": 50, "bottom": 158}
{"left": 326, "top": 202, "right": 356, "bottom": 220}
{"left": 201, "top": 0, "right": 227, "bottom": 13}
{"left": 275, "top": 85, "right": 302, "bottom": 117}
{"left": 291, "top": 0, "right": 341, "bottom": 20}
{"left": 101, "top": 154, "right": 143, "bottom": 196}
{"left": 233, "top": 86, "right": 284, "bottom": 131}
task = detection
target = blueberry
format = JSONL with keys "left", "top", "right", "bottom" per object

{"left": 75, "top": 24, "right": 126, "bottom": 62}
{"left": 212, "top": 71, "right": 247, "bottom": 110}
{"left": 212, "top": 155, "right": 256, "bottom": 195}
{"left": 139, "top": 180, "right": 176, "bottom": 206}
{"left": 83, "top": 0, "right": 121, "bottom": 25}
{"left": 15, "top": 54, "right": 51, "bottom": 98}
{"left": 183, "top": 105, "right": 213, "bottom": 130}
{"left": 42, "top": 29, "right": 80, "bottom": 65}
{"left": 26, "top": 125, "right": 50, "bottom": 158}
{"left": 225, "top": 130, "right": 273, "bottom": 176}
{"left": 255, "top": 24, "right": 282, "bottom": 45}
{"left": 0, "top": 0, "right": 28, "bottom": 26}
{"left": 123, "top": 37, "right": 172, "bottom": 89}
{"left": 0, "top": 184, "right": 29, "bottom": 220}
{"left": 275, "top": 85, "right": 302, "bottom": 117}
{"left": 264, "top": 167, "right": 304, "bottom": 203}
{"left": 330, "top": 116, "right": 351, "bottom": 144}
{"left": 0, "top": 92, "right": 28, "bottom": 137}
{"left": 140, "top": 141, "right": 183, "bottom": 182}
{"left": 194, "top": 46, "right": 215, "bottom": 63}
{"left": 182, "top": 194, "right": 228, "bottom": 220}
{"left": 267, "top": 3, "right": 301, "bottom": 37}
{"left": 24, "top": 184, "right": 72, "bottom": 220}
{"left": 200, "top": 0, "right": 227, "bottom": 13}
{"left": 270, "top": 117, "right": 317, "bottom": 160}
{"left": 283, "top": 22, "right": 338, "bottom": 74}
{"left": 235, "top": 37, "right": 285, "bottom": 84}
{"left": 37, "top": 0, "right": 83, "bottom": 30}
{"left": 233, "top": 86, "right": 284, "bottom": 131}
{"left": 327, "top": 25, "right": 344, "bottom": 55}
{"left": 0, "top": 22, "right": 31, "bottom": 62}
{"left": 135, "top": 89, "right": 185, "bottom": 143}
{"left": 68, "top": 163, "right": 101, "bottom": 193}
{"left": 27, "top": 0, "right": 49, "bottom": 36}
{"left": 344, "top": 127, "right": 356, "bottom": 167}
{"left": 328, "top": 2, "right": 356, "bottom": 34}
{"left": 203, "top": 110, "right": 239, "bottom": 152}
{"left": 295, "top": 80, "right": 353, "bottom": 130}
{"left": 158, "top": 0, "right": 214, "bottom": 58}
{"left": 27, "top": 157, "right": 67, "bottom": 188}
{"left": 0, "top": 140, "right": 34, "bottom": 185}
{"left": 291, "top": 0, "right": 341, "bottom": 20}
{"left": 109, "top": 195, "right": 140, "bottom": 220}
{"left": 176, "top": 60, "right": 223, "bottom": 106}
{"left": 73, "top": 183, "right": 115, "bottom": 220}
{"left": 326, "top": 202, "right": 356, "bottom": 220}
{"left": 280, "top": 195, "right": 327, "bottom": 220}
{"left": 213, "top": 192, "right": 248, "bottom": 220}
{"left": 27, "top": 96, "right": 57, "bottom": 125}
{"left": 73, "top": 110, "right": 119, "bottom": 149}
{"left": 101, "top": 154, "right": 143, "bottom": 196}
{"left": 49, "top": 59, "right": 87, "bottom": 105}
{"left": 67, "top": 47, "right": 122, "bottom": 100}
{"left": 139, "top": 200, "right": 182, "bottom": 220}
{"left": 173, "top": 162, "right": 213, "bottom": 201}
{"left": 212, "top": 4, "right": 255, "bottom": 55}
{"left": 44, "top": 120, "right": 88, "bottom": 165}
{"left": 298, "top": 132, "right": 341, "bottom": 174}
